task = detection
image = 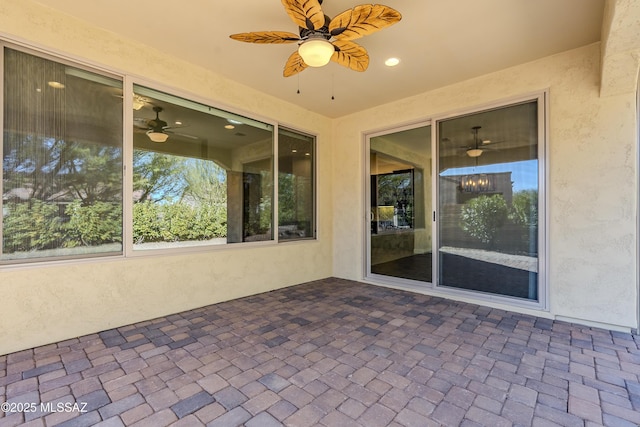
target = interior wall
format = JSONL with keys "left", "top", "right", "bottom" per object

{"left": 0, "top": 0, "right": 333, "bottom": 355}
{"left": 332, "top": 43, "right": 638, "bottom": 330}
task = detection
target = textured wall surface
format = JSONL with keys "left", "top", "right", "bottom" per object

{"left": 0, "top": 0, "right": 333, "bottom": 355}
{"left": 0, "top": 0, "right": 637, "bottom": 356}
{"left": 332, "top": 43, "right": 638, "bottom": 330}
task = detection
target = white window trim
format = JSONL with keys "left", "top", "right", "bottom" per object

{"left": 0, "top": 36, "right": 319, "bottom": 269}
{"left": 362, "top": 91, "right": 549, "bottom": 312}
{"left": 277, "top": 125, "right": 318, "bottom": 242}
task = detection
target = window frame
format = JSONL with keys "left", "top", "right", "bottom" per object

{"left": 0, "top": 39, "right": 318, "bottom": 268}
{"left": 363, "top": 91, "right": 548, "bottom": 311}
{"left": 431, "top": 92, "right": 549, "bottom": 311}
{"left": 126, "top": 81, "right": 278, "bottom": 254}
{"left": 0, "top": 42, "right": 126, "bottom": 265}
{"left": 364, "top": 120, "right": 433, "bottom": 289}
{"left": 277, "top": 125, "right": 317, "bottom": 242}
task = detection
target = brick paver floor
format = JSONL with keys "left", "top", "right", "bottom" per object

{"left": 1, "top": 278, "right": 639, "bottom": 426}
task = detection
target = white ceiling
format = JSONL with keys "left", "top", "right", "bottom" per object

{"left": 32, "top": 0, "right": 605, "bottom": 118}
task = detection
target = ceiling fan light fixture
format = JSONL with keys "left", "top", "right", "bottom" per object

{"left": 132, "top": 94, "right": 146, "bottom": 110}
{"left": 47, "top": 81, "right": 65, "bottom": 89}
{"left": 146, "top": 130, "right": 169, "bottom": 143}
{"left": 466, "top": 148, "right": 483, "bottom": 158}
{"left": 298, "top": 37, "right": 334, "bottom": 67}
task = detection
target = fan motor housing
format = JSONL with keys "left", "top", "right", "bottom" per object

{"left": 299, "top": 14, "right": 331, "bottom": 39}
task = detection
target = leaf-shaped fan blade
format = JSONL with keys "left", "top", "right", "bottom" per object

{"left": 329, "top": 4, "right": 402, "bottom": 40}
{"left": 281, "top": 0, "right": 325, "bottom": 31}
{"left": 331, "top": 40, "right": 369, "bottom": 72}
{"left": 230, "top": 31, "right": 301, "bottom": 44}
{"left": 283, "top": 51, "right": 309, "bottom": 77}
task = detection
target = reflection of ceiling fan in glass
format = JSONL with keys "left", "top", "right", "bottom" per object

{"left": 465, "top": 126, "right": 501, "bottom": 157}
{"left": 134, "top": 106, "right": 198, "bottom": 143}
{"left": 145, "top": 107, "right": 170, "bottom": 143}
{"left": 466, "top": 126, "right": 484, "bottom": 157}
{"left": 229, "top": 0, "right": 401, "bottom": 76}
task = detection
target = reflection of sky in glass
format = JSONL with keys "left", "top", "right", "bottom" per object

{"left": 441, "top": 159, "right": 538, "bottom": 192}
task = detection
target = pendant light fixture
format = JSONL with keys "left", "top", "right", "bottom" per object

{"left": 298, "top": 35, "right": 334, "bottom": 67}
{"left": 146, "top": 106, "right": 169, "bottom": 143}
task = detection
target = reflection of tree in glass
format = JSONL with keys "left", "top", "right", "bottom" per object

{"left": 3, "top": 134, "right": 123, "bottom": 252}
{"left": 181, "top": 159, "right": 227, "bottom": 206}
{"left": 278, "top": 173, "right": 296, "bottom": 224}
{"left": 3, "top": 135, "right": 121, "bottom": 204}
{"left": 377, "top": 171, "right": 413, "bottom": 228}
{"left": 131, "top": 152, "right": 228, "bottom": 244}
{"left": 132, "top": 150, "right": 186, "bottom": 203}
{"left": 510, "top": 190, "right": 538, "bottom": 227}
{"left": 278, "top": 173, "right": 311, "bottom": 224}
{"left": 460, "top": 194, "right": 508, "bottom": 247}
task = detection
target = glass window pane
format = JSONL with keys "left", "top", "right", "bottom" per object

{"left": 132, "top": 85, "right": 274, "bottom": 250}
{"left": 437, "top": 101, "right": 539, "bottom": 300}
{"left": 2, "top": 47, "right": 123, "bottom": 263}
{"left": 278, "top": 128, "right": 315, "bottom": 240}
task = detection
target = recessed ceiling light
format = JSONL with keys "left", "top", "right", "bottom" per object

{"left": 47, "top": 81, "right": 65, "bottom": 89}
{"left": 225, "top": 124, "right": 235, "bottom": 130}
{"left": 384, "top": 57, "right": 400, "bottom": 67}
{"left": 292, "top": 149, "right": 298, "bottom": 153}
{"left": 175, "top": 121, "right": 183, "bottom": 125}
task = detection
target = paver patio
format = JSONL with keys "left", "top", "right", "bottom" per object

{"left": 1, "top": 278, "right": 639, "bottom": 426}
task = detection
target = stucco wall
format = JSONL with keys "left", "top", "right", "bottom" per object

{"left": 332, "top": 43, "right": 638, "bottom": 330}
{"left": 0, "top": 1, "right": 637, "bottom": 356}
{"left": 0, "top": 0, "right": 333, "bottom": 355}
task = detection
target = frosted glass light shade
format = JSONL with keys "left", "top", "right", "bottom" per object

{"left": 466, "top": 148, "right": 483, "bottom": 157}
{"left": 298, "top": 39, "right": 334, "bottom": 67}
{"left": 147, "top": 130, "right": 169, "bottom": 143}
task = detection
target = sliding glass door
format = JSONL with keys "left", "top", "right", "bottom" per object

{"left": 368, "top": 124, "right": 432, "bottom": 283}
{"left": 365, "top": 96, "right": 544, "bottom": 305}
{"left": 437, "top": 99, "right": 541, "bottom": 301}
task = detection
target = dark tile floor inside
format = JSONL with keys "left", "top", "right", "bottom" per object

{"left": 371, "top": 253, "right": 535, "bottom": 299}
{"left": 1, "top": 278, "right": 639, "bottom": 427}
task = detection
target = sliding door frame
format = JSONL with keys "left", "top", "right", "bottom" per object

{"left": 364, "top": 120, "right": 434, "bottom": 290}
{"left": 432, "top": 91, "right": 549, "bottom": 311}
{"left": 363, "top": 91, "right": 549, "bottom": 311}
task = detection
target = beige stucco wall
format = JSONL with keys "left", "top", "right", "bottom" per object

{"left": 0, "top": 0, "right": 638, "bottom": 355}
{"left": 332, "top": 43, "right": 638, "bottom": 330}
{"left": 0, "top": 0, "right": 333, "bottom": 355}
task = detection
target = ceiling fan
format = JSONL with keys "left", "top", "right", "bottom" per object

{"left": 229, "top": 0, "right": 402, "bottom": 77}
{"left": 134, "top": 106, "right": 198, "bottom": 143}
{"left": 465, "top": 126, "right": 498, "bottom": 158}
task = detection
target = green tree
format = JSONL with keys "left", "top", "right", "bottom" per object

{"left": 132, "top": 150, "right": 186, "bottom": 203}
{"left": 376, "top": 171, "right": 413, "bottom": 227}
{"left": 131, "top": 157, "right": 229, "bottom": 244}
{"left": 65, "top": 200, "right": 122, "bottom": 246}
{"left": 3, "top": 135, "right": 122, "bottom": 204}
{"left": 510, "top": 190, "right": 538, "bottom": 227}
{"left": 3, "top": 135, "right": 123, "bottom": 252}
{"left": 132, "top": 201, "right": 163, "bottom": 243}
{"left": 278, "top": 173, "right": 296, "bottom": 224}
{"left": 181, "top": 159, "right": 227, "bottom": 205}
{"left": 2, "top": 200, "right": 64, "bottom": 252}
{"left": 57, "top": 144, "right": 122, "bottom": 205}
{"left": 460, "top": 194, "right": 508, "bottom": 246}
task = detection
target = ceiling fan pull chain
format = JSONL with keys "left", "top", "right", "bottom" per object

{"left": 331, "top": 74, "right": 335, "bottom": 100}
